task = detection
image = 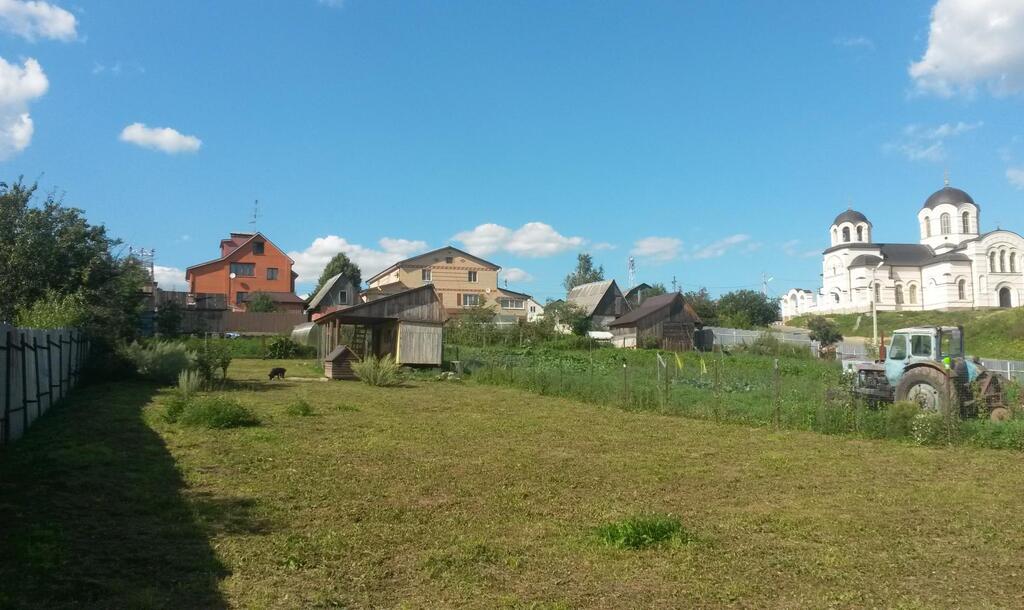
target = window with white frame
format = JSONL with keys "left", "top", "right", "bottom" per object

{"left": 500, "top": 298, "right": 525, "bottom": 309}
{"left": 462, "top": 293, "right": 480, "bottom": 307}
{"left": 468, "top": 270, "right": 478, "bottom": 283}
{"left": 422, "top": 269, "right": 432, "bottom": 281}
{"left": 962, "top": 212, "right": 970, "bottom": 233}
{"left": 940, "top": 213, "right": 951, "bottom": 235}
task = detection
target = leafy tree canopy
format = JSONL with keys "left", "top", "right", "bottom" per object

{"left": 682, "top": 287, "right": 718, "bottom": 324}
{"left": 246, "top": 292, "right": 279, "bottom": 313}
{"left": 807, "top": 316, "right": 843, "bottom": 346}
{"left": 544, "top": 301, "right": 591, "bottom": 336}
{"left": 563, "top": 253, "right": 604, "bottom": 292}
{"left": 313, "top": 252, "right": 362, "bottom": 296}
{"left": 716, "top": 289, "right": 780, "bottom": 329}
{"left": 0, "top": 179, "right": 147, "bottom": 342}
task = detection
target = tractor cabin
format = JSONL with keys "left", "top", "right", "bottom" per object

{"left": 314, "top": 284, "right": 447, "bottom": 374}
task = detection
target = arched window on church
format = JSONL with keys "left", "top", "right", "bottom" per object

{"left": 842, "top": 227, "right": 850, "bottom": 242}
{"left": 1012, "top": 252, "right": 1018, "bottom": 273}
{"left": 832, "top": 292, "right": 840, "bottom": 304}
{"left": 940, "top": 213, "right": 951, "bottom": 235}
{"left": 874, "top": 283, "right": 881, "bottom": 303}
{"left": 1000, "top": 250, "right": 1007, "bottom": 273}
{"left": 856, "top": 226, "right": 863, "bottom": 241}
{"left": 958, "top": 279, "right": 966, "bottom": 301}
{"left": 923, "top": 217, "right": 931, "bottom": 237}
{"left": 990, "top": 252, "right": 997, "bottom": 273}
{"left": 895, "top": 285, "right": 904, "bottom": 305}
{"left": 962, "top": 211, "right": 970, "bottom": 233}
{"left": 832, "top": 228, "right": 837, "bottom": 243}
{"left": 909, "top": 284, "right": 918, "bottom": 304}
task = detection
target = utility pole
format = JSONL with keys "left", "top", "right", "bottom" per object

{"left": 249, "top": 199, "right": 261, "bottom": 230}
{"left": 761, "top": 272, "right": 774, "bottom": 296}
{"left": 671, "top": 275, "right": 678, "bottom": 293}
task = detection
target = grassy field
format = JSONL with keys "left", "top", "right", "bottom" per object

{"left": 4, "top": 358, "right": 1024, "bottom": 608}
{"left": 789, "top": 308, "right": 1024, "bottom": 359}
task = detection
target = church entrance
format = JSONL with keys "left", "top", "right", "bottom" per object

{"left": 999, "top": 287, "right": 1012, "bottom": 308}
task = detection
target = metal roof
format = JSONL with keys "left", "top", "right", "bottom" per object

{"left": 832, "top": 209, "right": 869, "bottom": 226}
{"left": 607, "top": 292, "right": 701, "bottom": 327}
{"left": 566, "top": 280, "right": 617, "bottom": 317}
{"left": 306, "top": 273, "right": 351, "bottom": 311}
{"left": 923, "top": 186, "right": 976, "bottom": 210}
{"left": 365, "top": 246, "right": 500, "bottom": 283}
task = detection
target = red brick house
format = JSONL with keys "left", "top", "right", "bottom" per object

{"left": 185, "top": 232, "right": 304, "bottom": 312}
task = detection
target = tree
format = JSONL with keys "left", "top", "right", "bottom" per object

{"left": 807, "top": 316, "right": 843, "bottom": 346}
{"left": 646, "top": 282, "right": 668, "bottom": 297}
{"left": 544, "top": 301, "right": 590, "bottom": 336}
{"left": 0, "top": 179, "right": 148, "bottom": 343}
{"left": 683, "top": 288, "right": 718, "bottom": 324}
{"left": 313, "top": 252, "right": 362, "bottom": 296}
{"left": 563, "top": 253, "right": 604, "bottom": 292}
{"left": 155, "top": 301, "right": 183, "bottom": 337}
{"left": 246, "top": 292, "right": 279, "bottom": 313}
{"left": 716, "top": 290, "right": 779, "bottom": 329}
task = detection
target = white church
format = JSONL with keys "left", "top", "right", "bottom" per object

{"left": 781, "top": 183, "right": 1024, "bottom": 320}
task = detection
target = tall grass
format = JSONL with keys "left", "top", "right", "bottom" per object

{"left": 353, "top": 355, "right": 403, "bottom": 387}
{"left": 122, "top": 342, "right": 194, "bottom": 385}
{"left": 456, "top": 345, "right": 1024, "bottom": 451}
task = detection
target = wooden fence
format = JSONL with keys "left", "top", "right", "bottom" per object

{"left": 0, "top": 325, "right": 88, "bottom": 445}
{"left": 180, "top": 311, "right": 306, "bottom": 335}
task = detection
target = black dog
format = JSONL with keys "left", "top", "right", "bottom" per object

{"left": 268, "top": 367, "right": 287, "bottom": 380}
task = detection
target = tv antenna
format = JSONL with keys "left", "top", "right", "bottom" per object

{"left": 249, "top": 199, "right": 261, "bottom": 230}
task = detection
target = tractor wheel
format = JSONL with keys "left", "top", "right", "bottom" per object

{"left": 895, "top": 367, "right": 956, "bottom": 414}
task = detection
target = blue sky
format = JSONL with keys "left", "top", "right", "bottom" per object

{"left": 2, "top": 0, "right": 1023, "bottom": 301}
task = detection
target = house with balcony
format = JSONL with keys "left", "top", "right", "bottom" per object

{"left": 185, "top": 232, "right": 304, "bottom": 313}
{"left": 364, "top": 246, "right": 534, "bottom": 320}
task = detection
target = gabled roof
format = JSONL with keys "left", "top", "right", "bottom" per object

{"left": 186, "top": 232, "right": 294, "bottom": 276}
{"left": 608, "top": 292, "right": 701, "bottom": 327}
{"left": 316, "top": 284, "right": 447, "bottom": 325}
{"left": 240, "top": 292, "right": 306, "bottom": 304}
{"left": 365, "top": 246, "right": 500, "bottom": 284}
{"left": 497, "top": 287, "right": 532, "bottom": 300}
{"left": 306, "top": 273, "right": 356, "bottom": 311}
{"left": 567, "top": 280, "right": 620, "bottom": 317}
{"left": 624, "top": 283, "right": 652, "bottom": 300}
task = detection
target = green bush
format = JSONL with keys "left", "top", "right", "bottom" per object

{"left": 352, "top": 355, "right": 403, "bottom": 387}
{"left": 595, "top": 515, "right": 691, "bottom": 549}
{"left": 173, "top": 395, "right": 259, "bottom": 429}
{"left": 911, "top": 412, "right": 958, "bottom": 446}
{"left": 266, "top": 336, "right": 303, "bottom": 359}
{"left": 194, "top": 341, "right": 232, "bottom": 388}
{"left": 885, "top": 401, "right": 920, "bottom": 438}
{"left": 285, "top": 399, "right": 314, "bottom": 416}
{"left": 121, "top": 342, "right": 194, "bottom": 385}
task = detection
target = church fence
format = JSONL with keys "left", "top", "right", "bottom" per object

{"left": 979, "top": 359, "right": 1024, "bottom": 384}
{"left": 0, "top": 325, "right": 88, "bottom": 446}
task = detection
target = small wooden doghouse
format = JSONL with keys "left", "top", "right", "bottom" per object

{"left": 324, "top": 345, "right": 358, "bottom": 380}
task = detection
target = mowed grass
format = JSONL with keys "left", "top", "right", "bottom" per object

{"left": 3, "top": 358, "right": 1024, "bottom": 608}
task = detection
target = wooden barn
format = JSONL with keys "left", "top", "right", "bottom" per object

{"left": 314, "top": 284, "right": 448, "bottom": 368}
{"left": 608, "top": 292, "right": 702, "bottom": 350}
{"left": 566, "top": 280, "right": 630, "bottom": 329}
{"left": 324, "top": 345, "right": 358, "bottom": 380}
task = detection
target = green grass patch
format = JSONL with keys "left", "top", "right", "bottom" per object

{"left": 595, "top": 514, "right": 692, "bottom": 549}
{"left": 167, "top": 394, "right": 260, "bottom": 429}
{"left": 284, "top": 399, "right": 314, "bottom": 417}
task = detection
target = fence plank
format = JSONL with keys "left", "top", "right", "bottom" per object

{"left": 0, "top": 326, "right": 89, "bottom": 446}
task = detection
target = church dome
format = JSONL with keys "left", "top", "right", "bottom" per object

{"left": 923, "top": 186, "right": 976, "bottom": 210}
{"left": 832, "top": 208, "right": 869, "bottom": 226}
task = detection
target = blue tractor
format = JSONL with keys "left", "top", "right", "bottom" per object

{"left": 852, "top": 325, "right": 1004, "bottom": 416}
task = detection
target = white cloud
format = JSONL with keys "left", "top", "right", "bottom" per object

{"left": 910, "top": 0, "right": 1024, "bottom": 96}
{"left": 884, "top": 121, "right": 982, "bottom": 163}
{"left": 591, "top": 242, "right": 616, "bottom": 251}
{"left": 834, "top": 36, "right": 874, "bottom": 50}
{"left": 500, "top": 267, "right": 533, "bottom": 283}
{"left": 1007, "top": 167, "right": 1024, "bottom": 189}
{"left": 782, "top": 239, "right": 820, "bottom": 259}
{"left": 0, "top": 56, "right": 47, "bottom": 160}
{"left": 687, "top": 234, "right": 751, "bottom": 261}
{"left": 288, "top": 235, "right": 428, "bottom": 286}
{"left": 0, "top": 0, "right": 77, "bottom": 42}
{"left": 119, "top": 122, "right": 201, "bottom": 154}
{"left": 452, "top": 222, "right": 584, "bottom": 258}
{"left": 153, "top": 265, "right": 187, "bottom": 290}
{"left": 630, "top": 236, "right": 682, "bottom": 262}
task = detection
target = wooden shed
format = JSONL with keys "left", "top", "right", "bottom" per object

{"left": 324, "top": 345, "right": 358, "bottom": 380}
{"left": 314, "top": 284, "right": 448, "bottom": 368}
{"left": 566, "top": 280, "right": 630, "bottom": 329}
{"left": 608, "top": 292, "right": 702, "bottom": 351}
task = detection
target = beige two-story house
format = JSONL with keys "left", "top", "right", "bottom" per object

{"left": 364, "top": 246, "right": 533, "bottom": 319}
